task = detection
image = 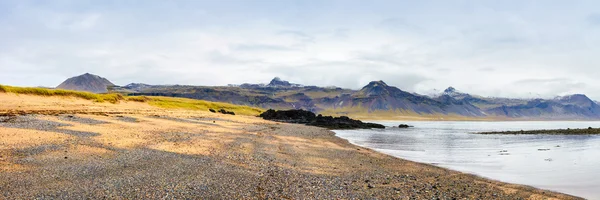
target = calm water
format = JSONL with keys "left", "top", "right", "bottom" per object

{"left": 334, "top": 121, "right": 600, "bottom": 199}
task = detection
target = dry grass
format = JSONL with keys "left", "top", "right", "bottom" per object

{"left": 0, "top": 85, "right": 123, "bottom": 103}
{"left": 0, "top": 84, "right": 264, "bottom": 116}
{"left": 135, "top": 96, "right": 264, "bottom": 116}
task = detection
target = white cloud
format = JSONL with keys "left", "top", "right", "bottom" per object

{"left": 1, "top": 1, "right": 600, "bottom": 100}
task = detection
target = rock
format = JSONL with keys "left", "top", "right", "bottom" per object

{"left": 218, "top": 109, "right": 235, "bottom": 115}
{"left": 259, "top": 109, "right": 385, "bottom": 130}
{"left": 259, "top": 109, "right": 316, "bottom": 124}
{"left": 209, "top": 109, "right": 216, "bottom": 113}
{"left": 398, "top": 124, "right": 411, "bottom": 128}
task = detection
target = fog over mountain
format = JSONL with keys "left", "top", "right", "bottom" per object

{"left": 2, "top": 1, "right": 600, "bottom": 99}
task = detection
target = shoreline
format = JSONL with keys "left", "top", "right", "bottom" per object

{"left": 1, "top": 114, "right": 582, "bottom": 199}
{"left": 0, "top": 94, "right": 583, "bottom": 199}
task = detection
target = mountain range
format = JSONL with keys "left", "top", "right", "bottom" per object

{"left": 56, "top": 73, "right": 600, "bottom": 120}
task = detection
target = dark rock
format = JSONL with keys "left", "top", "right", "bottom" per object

{"left": 209, "top": 109, "right": 216, "bottom": 113}
{"left": 259, "top": 109, "right": 316, "bottom": 124}
{"left": 398, "top": 124, "right": 411, "bottom": 128}
{"left": 259, "top": 109, "right": 385, "bottom": 130}
{"left": 218, "top": 109, "right": 235, "bottom": 115}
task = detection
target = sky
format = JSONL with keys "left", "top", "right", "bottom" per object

{"left": 1, "top": 0, "right": 600, "bottom": 99}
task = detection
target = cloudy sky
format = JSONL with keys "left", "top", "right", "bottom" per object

{"left": 1, "top": 0, "right": 600, "bottom": 99}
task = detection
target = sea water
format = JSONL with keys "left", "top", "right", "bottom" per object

{"left": 334, "top": 121, "right": 600, "bottom": 199}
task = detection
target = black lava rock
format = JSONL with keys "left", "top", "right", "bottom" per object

{"left": 218, "top": 109, "right": 235, "bottom": 115}
{"left": 259, "top": 109, "right": 385, "bottom": 130}
{"left": 398, "top": 124, "right": 412, "bottom": 128}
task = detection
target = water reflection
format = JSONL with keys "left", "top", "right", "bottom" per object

{"left": 334, "top": 121, "right": 600, "bottom": 199}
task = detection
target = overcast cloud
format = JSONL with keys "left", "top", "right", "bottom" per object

{"left": 1, "top": 0, "right": 600, "bottom": 99}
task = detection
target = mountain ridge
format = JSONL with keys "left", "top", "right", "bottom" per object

{"left": 59, "top": 74, "right": 600, "bottom": 119}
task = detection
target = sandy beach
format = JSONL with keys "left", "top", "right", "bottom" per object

{"left": 0, "top": 93, "right": 582, "bottom": 199}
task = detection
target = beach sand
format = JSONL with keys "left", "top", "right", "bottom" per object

{"left": 0, "top": 93, "right": 582, "bottom": 199}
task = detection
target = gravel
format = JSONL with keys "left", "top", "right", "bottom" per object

{"left": 58, "top": 115, "right": 109, "bottom": 125}
{"left": 0, "top": 115, "right": 99, "bottom": 138}
{"left": 113, "top": 115, "right": 139, "bottom": 123}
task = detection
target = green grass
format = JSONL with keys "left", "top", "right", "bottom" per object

{"left": 0, "top": 85, "right": 123, "bottom": 103}
{"left": 138, "top": 96, "right": 264, "bottom": 116}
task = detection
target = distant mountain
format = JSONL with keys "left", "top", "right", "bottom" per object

{"left": 441, "top": 87, "right": 470, "bottom": 100}
{"left": 123, "top": 83, "right": 154, "bottom": 91}
{"left": 485, "top": 97, "right": 600, "bottom": 119}
{"left": 556, "top": 94, "right": 596, "bottom": 108}
{"left": 57, "top": 73, "right": 115, "bottom": 93}
{"left": 113, "top": 77, "right": 600, "bottom": 119}
{"left": 342, "top": 81, "right": 484, "bottom": 116}
{"left": 437, "top": 88, "right": 600, "bottom": 119}
{"left": 267, "top": 77, "right": 303, "bottom": 88}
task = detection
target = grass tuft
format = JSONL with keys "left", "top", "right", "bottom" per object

{"left": 0, "top": 85, "right": 123, "bottom": 103}
{"left": 126, "top": 96, "right": 151, "bottom": 102}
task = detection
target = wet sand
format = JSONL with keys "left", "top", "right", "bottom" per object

{"left": 0, "top": 93, "right": 582, "bottom": 199}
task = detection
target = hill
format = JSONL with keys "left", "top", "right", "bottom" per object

{"left": 56, "top": 73, "right": 115, "bottom": 93}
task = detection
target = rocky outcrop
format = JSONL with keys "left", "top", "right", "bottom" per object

{"left": 259, "top": 109, "right": 316, "bottom": 124}
{"left": 259, "top": 109, "right": 385, "bottom": 129}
